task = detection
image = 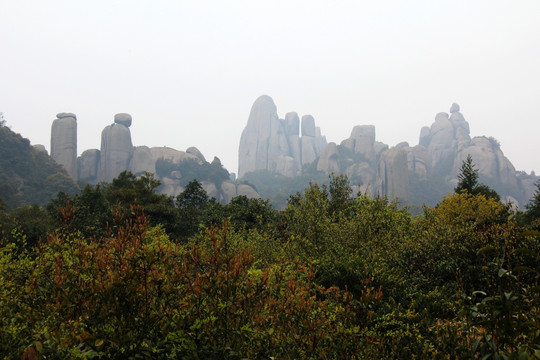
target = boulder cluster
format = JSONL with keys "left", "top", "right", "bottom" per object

{"left": 238, "top": 95, "right": 327, "bottom": 178}
{"left": 238, "top": 97, "right": 537, "bottom": 207}
{"left": 49, "top": 113, "right": 259, "bottom": 203}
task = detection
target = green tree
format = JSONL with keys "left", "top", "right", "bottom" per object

{"left": 455, "top": 154, "right": 500, "bottom": 201}
{"left": 175, "top": 179, "right": 210, "bottom": 239}
{"left": 525, "top": 180, "right": 540, "bottom": 223}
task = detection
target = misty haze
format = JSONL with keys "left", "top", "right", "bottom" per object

{"left": 1, "top": 1, "right": 540, "bottom": 359}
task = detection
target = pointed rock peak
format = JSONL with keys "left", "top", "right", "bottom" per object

{"left": 246, "top": 95, "right": 278, "bottom": 128}
{"left": 450, "top": 103, "right": 460, "bottom": 113}
{"left": 211, "top": 156, "right": 222, "bottom": 166}
{"left": 255, "top": 94, "right": 275, "bottom": 104}
{"left": 114, "top": 113, "right": 132, "bottom": 127}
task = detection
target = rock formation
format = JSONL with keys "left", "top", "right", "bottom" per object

{"left": 453, "top": 137, "right": 517, "bottom": 186}
{"left": 238, "top": 95, "right": 326, "bottom": 178}
{"left": 316, "top": 142, "right": 340, "bottom": 173}
{"left": 48, "top": 112, "right": 258, "bottom": 204}
{"left": 98, "top": 115, "right": 134, "bottom": 183}
{"left": 340, "top": 125, "right": 377, "bottom": 166}
{"left": 405, "top": 145, "right": 430, "bottom": 179}
{"left": 78, "top": 149, "right": 100, "bottom": 183}
{"left": 51, "top": 113, "right": 77, "bottom": 179}
{"left": 129, "top": 146, "right": 155, "bottom": 175}
{"left": 376, "top": 147, "right": 409, "bottom": 201}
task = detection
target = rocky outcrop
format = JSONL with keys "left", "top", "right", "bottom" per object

{"left": 300, "top": 115, "right": 327, "bottom": 165}
{"left": 114, "top": 113, "right": 132, "bottom": 127}
{"left": 47, "top": 111, "right": 259, "bottom": 204}
{"left": 317, "top": 142, "right": 340, "bottom": 173}
{"left": 238, "top": 95, "right": 282, "bottom": 177}
{"left": 425, "top": 112, "right": 455, "bottom": 169}
{"left": 150, "top": 147, "right": 201, "bottom": 165}
{"left": 201, "top": 181, "right": 219, "bottom": 199}
{"left": 98, "top": 115, "right": 134, "bottom": 183}
{"left": 221, "top": 180, "right": 261, "bottom": 203}
{"left": 160, "top": 177, "right": 184, "bottom": 197}
{"left": 238, "top": 95, "right": 326, "bottom": 178}
{"left": 285, "top": 112, "right": 302, "bottom": 171}
{"left": 237, "top": 184, "right": 260, "bottom": 199}
{"left": 346, "top": 162, "right": 374, "bottom": 194}
{"left": 78, "top": 149, "right": 100, "bottom": 183}
{"left": 129, "top": 146, "right": 155, "bottom": 175}
{"left": 376, "top": 147, "right": 409, "bottom": 201}
{"left": 453, "top": 137, "right": 517, "bottom": 186}
{"left": 221, "top": 180, "right": 238, "bottom": 204}
{"left": 186, "top": 147, "right": 206, "bottom": 162}
{"left": 340, "top": 125, "right": 377, "bottom": 166}
{"left": 421, "top": 104, "right": 471, "bottom": 171}
{"left": 406, "top": 145, "right": 431, "bottom": 179}
{"left": 51, "top": 113, "right": 77, "bottom": 179}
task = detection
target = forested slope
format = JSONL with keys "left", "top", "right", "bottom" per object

{"left": 0, "top": 124, "right": 79, "bottom": 210}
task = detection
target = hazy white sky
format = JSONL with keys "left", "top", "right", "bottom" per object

{"left": 1, "top": 0, "right": 539, "bottom": 175}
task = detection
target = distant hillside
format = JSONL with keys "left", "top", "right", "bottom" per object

{"left": 0, "top": 124, "right": 79, "bottom": 210}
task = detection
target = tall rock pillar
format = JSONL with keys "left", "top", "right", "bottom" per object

{"left": 98, "top": 113, "right": 134, "bottom": 183}
{"left": 51, "top": 112, "right": 78, "bottom": 180}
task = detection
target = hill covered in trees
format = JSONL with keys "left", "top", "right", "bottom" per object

{"left": 0, "top": 122, "right": 79, "bottom": 210}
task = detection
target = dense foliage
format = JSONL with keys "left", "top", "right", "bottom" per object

{"left": 0, "top": 125, "right": 79, "bottom": 210}
{"left": 1, "top": 171, "right": 540, "bottom": 359}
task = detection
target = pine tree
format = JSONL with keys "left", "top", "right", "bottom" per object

{"left": 455, "top": 154, "right": 500, "bottom": 201}
{"left": 525, "top": 180, "right": 540, "bottom": 221}
{"left": 455, "top": 154, "right": 479, "bottom": 194}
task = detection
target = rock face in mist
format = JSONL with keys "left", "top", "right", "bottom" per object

{"left": 376, "top": 147, "right": 409, "bottom": 201}
{"left": 453, "top": 137, "right": 517, "bottom": 186}
{"left": 114, "top": 113, "right": 132, "bottom": 127}
{"left": 51, "top": 113, "right": 78, "bottom": 179}
{"left": 129, "top": 146, "right": 155, "bottom": 175}
{"left": 421, "top": 104, "right": 471, "bottom": 171}
{"left": 186, "top": 146, "right": 206, "bottom": 162}
{"left": 238, "top": 95, "right": 327, "bottom": 178}
{"left": 98, "top": 116, "right": 134, "bottom": 183}
{"left": 78, "top": 149, "right": 100, "bottom": 183}
{"left": 49, "top": 112, "right": 259, "bottom": 204}
{"left": 406, "top": 145, "right": 430, "bottom": 179}
{"left": 317, "top": 142, "right": 340, "bottom": 173}
{"left": 150, "top": 147, "right": 201, "bottom": 165}
{"left": 240, "top": 98, "right": 534, "bottom": 206}
{"left": 341, "top": 125, "right": 377, "bottom": 166}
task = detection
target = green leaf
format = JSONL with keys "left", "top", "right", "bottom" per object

{"left": 512, "top": 266, "right": 533, "bottom": 273}
{"left": 520, "top": 230, "right": 540, "bottom": 238}
{"left": 478, "top": 246, "right": 496, "bottom": 255}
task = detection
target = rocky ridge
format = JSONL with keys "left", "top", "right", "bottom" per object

{"left": 238, "top": 97, "right": 537, "bottom": 207}
{"left": 238, "top": 95, "right": 327, "bottom": 178}
{"left": 49, "top": 113, "right": 259, "bottom": 204}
